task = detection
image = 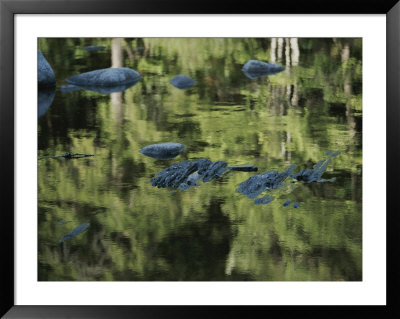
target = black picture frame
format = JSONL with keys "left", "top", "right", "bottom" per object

{"left": 1, "top": 0, "right": 399, "bottom": 318}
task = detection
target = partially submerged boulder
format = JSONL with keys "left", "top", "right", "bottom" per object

{"left": 61, "top": 82, "right": 138, "bottom": 94}
{"left": 38, "top": 50, "right": 56, "bottom": 88}
{"left": 38, "top": 87, "right": 56, "bottom": 117}
{"left": 140, "top": 142, "right": 186, "bottom": 160}
{"left": 66, "top": 67, "right": 141, "bottom": 87}
{"left": 242, "top": 60, "right": 285, "bottom": 79}
{"left": 83, "top": 45, "right": 106, "bottom": 51}
{"left": 170, "top": 75, "right": 195, "bottom": 89}
{"left": 236, "top": 165, "right": 297, "bottom": 199}
{"left": 151, "top": 158, "right": 229, "bottom": 191}
{"left": 290, "top": 158, "right": 335, "bottom": 183}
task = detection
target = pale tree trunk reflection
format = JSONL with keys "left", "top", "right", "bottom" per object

{"left": 111, "top": 38, "right": 124, "bottom": 124}
{"left": 342, "top": 41, "right": 358, "bottom": 202}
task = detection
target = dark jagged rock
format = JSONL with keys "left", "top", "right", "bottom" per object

{"left": 151, "top": 158, "right": 229, "bottom": 191}
{"left": 151, "top": 160, "right": 199, "bottom": 188}
{"left": 200, "top": 161, "right": 228, "bottom": 182}
{"left": 179, "top": 172, "right": 201, "bottom": 191}
{"left": 59, "top": 223, "right": 89, "bottom": 243}
{"left": 228, "top": 164, "right": 258, "bottom": 172}
{"left": 170, "top": 75, "right": 195, "bottom": 89}
{"left": 66, "top": 67, "right": 141, "bottom": 87}
{"left": 293, "top": 202, "right": 300, "bottom": 208}
{"left": 254, "top": 195, "right": 274, "bottom": 205}
{"left": 38, "top": 87, "right": 56, "bottom": 117}
{"left": 283, "top": 200, "right": 291, "bottom": 207}
{"left": 290, "top": 158, "right": 335, "bottom": 183}
{"left": 83, "top": 45, "right": 106, "bottom": 51}
{"left": 242, "top": 60, "right": 285, "bottom": 79}
{"left": 236, "top": 165, "right": 296, "bottom": 199}
{"left": 38, "top": 50, "right": 56, "bottom": 88}
{"left": 140, "top": 142, "right": 186, "bottom": 160}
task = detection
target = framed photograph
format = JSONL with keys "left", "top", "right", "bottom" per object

{"left": 1, "top": 0, "right": 399, "bottom": 318}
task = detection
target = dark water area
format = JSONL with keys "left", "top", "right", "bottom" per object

{"left": 38, "top": 38, "right": 362, "bottom": 281}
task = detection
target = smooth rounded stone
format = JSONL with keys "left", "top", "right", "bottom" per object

{"left": 242, "top": 60, "right": 285, "bottom": 79}
{"left": 83, "top": 45, "right": 106, "bottom": 51}
{"left": 38, "top": 50, "right": 56, "bottom": 88}
{"left": 140, "top": 142, "right": 186, "bottom": 160}
{"left": 66, "top": 67, "right": 141, "bottom": 87}
{"left": 283, "top": 200, "right": 291, "bottom": 207}
{"left": 38, "top": 87, "right": 56, "bottom": 118}
{"left": 170, "top": 75, "right": 195, "bottom": 89}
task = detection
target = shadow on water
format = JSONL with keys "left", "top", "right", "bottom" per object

{"left": 146, "top": 197, "right": 253, "bottom": 281}
{"left": 38, "top": 87, "right": 56, "bottom": 117}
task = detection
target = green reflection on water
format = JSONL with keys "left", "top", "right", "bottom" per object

{"left": 38, "top": 38, "right": 362, "bottom": 281}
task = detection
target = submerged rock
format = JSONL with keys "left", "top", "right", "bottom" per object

{"left": 63, "top": 82, "right": 138, "bottom": 94}
{"left": 38, "top": 87, "right": 56, "bottom": 117}
{"left": 236, "top": 165, "right": 296, "bottom": 199}
{"left": 59, "top": 223, "right": 89, "bottom": 243}
{"left": 66, "top": 67, "right": 141, "bottom": 87}
{"left": 83, "top": 45, "right": 106, "bottom": 51}
{"left": 254, "top": 195, "right": 274, "bottom": 205}
{"left": 60, "top": 84, "right": 81, "bottom": 93}
{"left": 140, "top": 142, "right": 186, "bottom": 160}
{"left": 151, "top": 158, "right": 229, "bottom": 191}
{"left": 242, "top": 60, "right": 285, "bottom": 79}
{"left": 38, "top": 50, "right": 56, "bottom": 88}
{"left": 170, "top": 75, "right": 195, "bottom": 89}
{"left": 228, "top": 164, "right": 258, "bottom": 172}
{"left": 283, "top": 200, "right": 291, "bottom": 207}
{"left": 290, "top": 158, "right": 335, "bottom": 183}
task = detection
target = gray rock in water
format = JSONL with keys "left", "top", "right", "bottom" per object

{"left": 140, "top": 142, "right": 186, "bottom": 160}
{"left": 60, "top": 84, "right": 81, "bottom": 93}
{"left": 151, "top": 158, "right": 229, "bottom": 191}
{"left": 242, "top": 60, "right": 285, "bottom": 79}
{"left": 66, "top": 67, "right": 141, "bottom": 87}
{"left": 290, "top": 158, "right": 335, "bottom": 183}
{"left": 170, "top": 75, "right": 195, "bottom": 89}
{"left": 38, "top": 87, "right": 56, "bottom": 117}
{"left": 59, "top": 223, "right": 89, "bottom": 243}
{"left": 283, "top": 200, "right": 291, "bottom": 207}
{"left": 237, "top": 165, "right": 296, "bottom": 199}
{"left": 254, "top": 195, "right": 274, "bottom": 205}
{"left": 63, "top": 82, "right": 138, "bottom": 94}
{"left": 83, "top": 45, "right": 106, "bottom": 51}
{"left": 38, "top": 50, "right": 56, "bottom": 88}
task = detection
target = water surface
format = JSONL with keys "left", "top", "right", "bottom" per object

{"left": 38, "top": 38, "right": 362, "bottom": 281}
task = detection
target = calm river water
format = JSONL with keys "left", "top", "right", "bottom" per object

{"left": 38, "top": 38, "right": 362, "bottom": 281}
